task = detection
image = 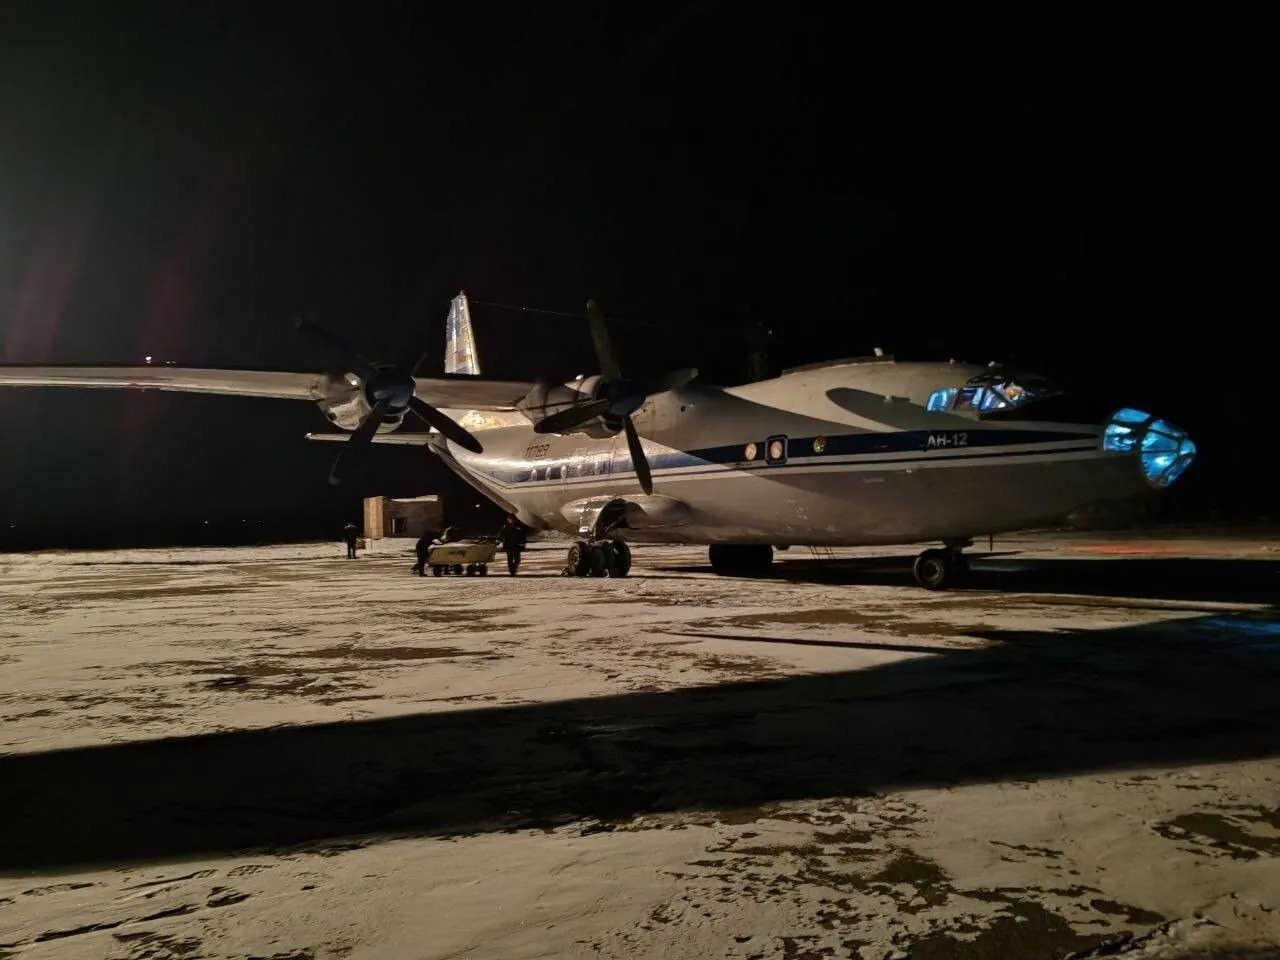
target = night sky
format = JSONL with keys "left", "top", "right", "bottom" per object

{"left": 1, "top": 5, "right": 1274, "bottom": 546}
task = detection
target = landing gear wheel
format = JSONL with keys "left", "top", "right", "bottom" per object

{"left": 431, "top": 565, "right": 443, "bottom": 577}
{"left": 913, "top": 548, "right": 967, "bottom": 590}
{"left": 607, "top": 539, "right": 632, "bottom": 578}
{"left": 566, "top": 541, "right": 591, "bottom": 577}
{"left": 587, "top": 545, "right": 608, "bottom": 577}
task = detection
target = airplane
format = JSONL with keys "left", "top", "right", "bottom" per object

{"left": 0, "top": 292, "right": 1196, "bottom": 589}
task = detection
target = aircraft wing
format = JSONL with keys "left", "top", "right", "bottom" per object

{"left": 0, "top": 364, "right": 535, "bottom": 410}
{"left": 413, "top": 375, "right": 533, "bottom": 410}
{"left": 305, "top": 432, "right": 434, "bottom": 445}
{"left": 0, "top": 364, "right": 328, "bottom": 399}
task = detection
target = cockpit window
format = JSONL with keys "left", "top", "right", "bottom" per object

{"left": 926, "top": 371, "right": 1060, "bottom": 414}
{"left": 926, "top": 387, "right": 957, "bottom": 411}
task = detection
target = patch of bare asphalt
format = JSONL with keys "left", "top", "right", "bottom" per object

{"left": 28, "top": 690, "right": 188, "bottom": 721}
{"left": 175, "top": 646, "right": 509, "bottom": 699}
{"left": 405, "top": 607, "right": 511, "bottom": 621}
{"left": 690, "top": 608, "right": 993, "bottom": 638}
{"left": 587, "top": 798, "right": 1167, "bottom": 959}
{"left": 1, "top": 864, "right": 324, "bottom": 960}
{"left": 45, "top": 584, "right": 242, "bottom": 603}
{"left": 1152, "top": 807, "right": 1280, "bottom": 860}
{"left": 558, "top": 637, "right": 788, "bottom": 686}
{"left": 41, "top": 573, "right": 173, "bottom": 590}
{"left": 291, "top": 644, "right": 496, "bottom": 661}
{"left": 110, "top": 932, "right": 205, "bottom": 959}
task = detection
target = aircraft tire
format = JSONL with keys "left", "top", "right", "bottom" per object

{"left": 913, "top": 549, "right": 952, "bottom": 590}
{"left": 566, "top": 541, "right": 591, "bottom": 577}
{"left": 587, "top": 545, "right": 608, "bottom": 577}
{"left": 608, "top": 540, "right": 632, "bottom": 578}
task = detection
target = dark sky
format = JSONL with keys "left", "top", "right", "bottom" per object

{"left": 1, "top": 5, "right": 1275, "bottom": 544}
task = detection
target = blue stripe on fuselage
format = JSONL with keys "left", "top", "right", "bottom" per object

{"left": 479, "top": 427, "right": 1099, "bottom": 487}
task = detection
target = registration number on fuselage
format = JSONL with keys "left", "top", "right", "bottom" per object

{"left": 925, "top": 431, "right": 969, "bottom": 449}
{"left": 524, "top": 441, "right": 552, "bottom": 460}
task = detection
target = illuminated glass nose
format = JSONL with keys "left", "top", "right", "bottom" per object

{"left": 1102, "top": 408, "right": 1197, "bottom": 487}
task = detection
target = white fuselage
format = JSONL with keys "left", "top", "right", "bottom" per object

{"left": 431, "top": 360, "right": 1157, "bottom": 546}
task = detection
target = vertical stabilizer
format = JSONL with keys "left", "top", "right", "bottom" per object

{"left": 444, "top": 291, "right": 481, "bottom": 375}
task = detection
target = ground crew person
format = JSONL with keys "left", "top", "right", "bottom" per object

{"left": 500, "top": 513, "right": 526, "bottom": 575}
{"left": 413, "top": 532, "right": 432, "bottom": 575}
{"left": 343, "top": 522, "right": 359, "bottom": 559}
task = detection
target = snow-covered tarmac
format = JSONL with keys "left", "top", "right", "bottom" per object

{"left": 2, "top": 531, "right": 1279, "bottom": 959}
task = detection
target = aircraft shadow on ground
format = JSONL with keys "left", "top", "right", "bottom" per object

{"left": 657, "top": 555, "right": 1280, "bottom": 605}
{"left": 2, "top": 610, "right": 1278, "bottom": 873}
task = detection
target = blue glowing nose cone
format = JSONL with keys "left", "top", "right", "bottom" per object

{"left": 1102, "top": 408, "right": 1197, "bottom": 487}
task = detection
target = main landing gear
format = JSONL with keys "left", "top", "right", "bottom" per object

{"left": 912, "top": 542, "right": 971, "bottom": 590}
{"left": 565, "top": 539, "right": 632, "bottom": 578}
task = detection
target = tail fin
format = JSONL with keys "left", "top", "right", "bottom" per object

{"left": 444, "top": 291, "right": 480, "bottom": 375}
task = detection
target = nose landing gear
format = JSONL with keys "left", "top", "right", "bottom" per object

{"left": 913, "top": 541, "right": 971, "bottom": 590}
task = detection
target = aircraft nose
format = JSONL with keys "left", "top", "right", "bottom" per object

{"left": 1102, "top": 408, "right": 1197, "bottom": 487}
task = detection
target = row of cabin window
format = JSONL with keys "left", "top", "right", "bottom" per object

{"left": 518, "top": 457, "right": 619, "bottom": 482}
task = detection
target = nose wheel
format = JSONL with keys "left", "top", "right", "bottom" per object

{"left": 913, "top": 546, "right": 970, "bottom": 590}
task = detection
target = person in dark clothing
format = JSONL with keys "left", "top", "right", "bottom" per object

{"left": 499, "top": 513, "right": 526, "bottom": 575}
{"left": 413, "top": 532, "right": 432, "bottom": 575}
{"left": 343, "top": 522, "right": 359, "bottom": 559}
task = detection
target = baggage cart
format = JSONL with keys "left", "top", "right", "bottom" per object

{"left": 427, "top": 539, "right": 497, "bottom": 577}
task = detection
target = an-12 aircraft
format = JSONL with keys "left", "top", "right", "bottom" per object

{"left": 0, "top": 292, "right": 1196, "bottom": 588}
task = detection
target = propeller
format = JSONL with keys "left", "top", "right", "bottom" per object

{"left": 294, "top": 318, "right": 483, "bottom": 487}
{"left": 533, "top": 299, "right": 696, "bottom": 495}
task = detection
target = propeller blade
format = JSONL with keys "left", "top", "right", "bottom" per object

{"left": 623, "top": 416, "right": 653, "bottom": 495}
{"left": 328, "top": 398, "right": 390, "bottom": 486}
{"left": 643, "top": 367, "right": 698, "bottom": 394}
{"left": 295, "top": 318, "right": 375, "bottom": 372}
{"left": 585, "top": 299, "right": 623, "bottom": 381}
{"left": 407, "top": 396, "right": 484, "bottom": 453}
{"left": 533, "top": 398, "right": 613, "bottom": 435}
{"left": 409, "top": 348, "right": 431, "bottom": 378}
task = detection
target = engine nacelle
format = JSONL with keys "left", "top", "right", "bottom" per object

{"left": 314, "top": 372, "right": 407, "bottom": 433}
{"left": 517, "top": 375, "right": 620, "bottom": 438}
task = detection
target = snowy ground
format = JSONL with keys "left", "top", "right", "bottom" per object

{"left": 1, "top": 531, "right": 1279, "bottom": 959}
